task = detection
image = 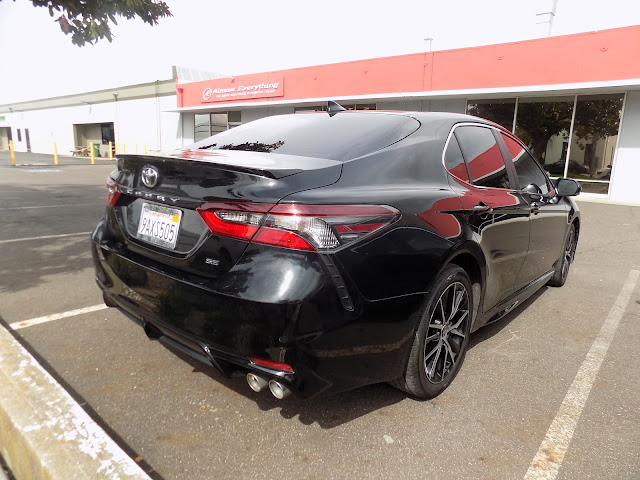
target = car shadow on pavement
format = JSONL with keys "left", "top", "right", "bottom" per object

{"left": 467, "top": 287, "right": 547, "bottom": 350}
{"left": 159, "top": 286, "right": 550, "bottom": 429}
{"left": 162, "top": 342, "right": 409, "bottom": 429}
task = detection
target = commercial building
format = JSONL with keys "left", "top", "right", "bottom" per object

{"left": 2, "top": 25, "right": 639, "bottom": 202}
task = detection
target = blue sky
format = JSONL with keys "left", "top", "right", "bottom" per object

{"left": 1, "top": 0, "right": 639, "bottom": 104}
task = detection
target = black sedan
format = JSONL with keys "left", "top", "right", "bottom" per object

{"left": 92, "top": 104, "right": 581, "bottom": 400}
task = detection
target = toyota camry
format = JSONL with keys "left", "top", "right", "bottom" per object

{"left": 92, "top": 102, "right": 581, "bottom": 400}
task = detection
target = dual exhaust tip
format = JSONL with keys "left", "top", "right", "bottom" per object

{"left": 246, "top": 373, "right": 291, "bottom": 399}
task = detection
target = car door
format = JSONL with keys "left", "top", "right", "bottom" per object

{"left": 445, "top": 124, "right": 532, "bottom": 312}
{"left": 498, "top": 132, "right": 570, "bottom": 290}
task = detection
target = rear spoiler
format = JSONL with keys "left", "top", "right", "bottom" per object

{"left": 116, "top": 149, "right": 340, "bottom": 180}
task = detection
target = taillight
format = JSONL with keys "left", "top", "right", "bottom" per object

{"left": 105, "top": 177, "right": 120, "bottom": 206}
{"left": 250, "top": 357, "right": 294, "bottom": 373}
{"left": 197, "top": 202, "right": 399, "bottom": 251}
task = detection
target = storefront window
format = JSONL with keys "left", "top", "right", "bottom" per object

{"left": 295, "top": 104, "right": 376, "bottom": 113}
{"left": 295, "top": 105, "right": 327, "bottom": 113}
{"left": 466, "top": 99, "right": 516, "bottom": 131}
{"left": 566, "top": 94, "right": 623, "bottom": 194}
{"left": 341, "top": 103, "right": 377, "bottom": 111}
{"left": 194, "top": 114, "right": 210, "bottom": 142}
{"left": 194, "top": 112, "right": 242, "bottom": 141}
{"left": 514, "top": 97, "right": 574, "bottom": 172}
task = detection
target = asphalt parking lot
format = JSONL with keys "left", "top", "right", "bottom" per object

{"left": 1, "top": 154, "right": 639, "bottom": 480}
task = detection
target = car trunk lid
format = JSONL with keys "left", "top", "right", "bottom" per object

{"left": 108, "top": 150, "right": 342, "bottom": 277}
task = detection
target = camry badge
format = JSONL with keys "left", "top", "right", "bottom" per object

{"left": 141, "top": 166, "right": 159, "bottom": 188}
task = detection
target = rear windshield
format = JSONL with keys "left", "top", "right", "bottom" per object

{"left": 190, "top": 112, "right": 420, "bottom": 161}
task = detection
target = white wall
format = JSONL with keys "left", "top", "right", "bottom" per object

{"left": 180, "top": 114, "right": 195, "bottom": 148}
{"left": 4, "top": 95, "right": 179, "bottom": 156}
{"left": 609, "top": 91, "right": 640, "bottom": 202}
{"left": 159, "top": 95, "right": 181, "bottom": 152}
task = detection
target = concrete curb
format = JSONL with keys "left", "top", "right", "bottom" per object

{"left": 0, "top": 324, "right": 151, "bottom": 480}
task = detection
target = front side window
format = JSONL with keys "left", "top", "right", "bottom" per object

{"left": 454, "top": 126, "right": 511, "bottom": 189}
{"left": 501, "top": 134, "right": 549, "bottom": 194}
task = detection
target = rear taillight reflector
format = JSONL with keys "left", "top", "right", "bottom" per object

{"left": 105, "top": 177, "right": 120, "bottom": 206}
{"left": 253, "top": 227, "right": 314, "bottom": 251}
{"left": 250, "top": 357, "right": 294, "bottom": 373}
{"left": 197, "top": 210, "right": 261, "bottom": 241}
{"left": 196, "top": 203, "right": 399, "bottom": 251}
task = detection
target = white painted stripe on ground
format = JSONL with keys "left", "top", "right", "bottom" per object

{"left": 524, "top": 269, "right": 640, "bottom": 480}
{"left": 0, "top": 232, "right": 91, "bottom": 245}
{"left": 1, "top": 203, "right": 103, "bottom": 210}
{"left": 9, "top": 304, "right": 108, "bottom": 330}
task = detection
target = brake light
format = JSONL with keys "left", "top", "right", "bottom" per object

{"left": 105, "top": 177, "right": 120, "bottom": 206}
{"left": 197, "top": 202, "right": 399, "bottom": 251}
{"left": 250, "top": 357, "right": 294, "bottom": 373}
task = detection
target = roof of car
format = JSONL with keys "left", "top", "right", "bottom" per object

{"left": 325, "top": 109, "right": 503, "bottom": 131}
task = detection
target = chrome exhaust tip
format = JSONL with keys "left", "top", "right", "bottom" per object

{"left": 268, "top": 380, "right": 291, "bottom": 399}
{"left": 246, "top": 373, "right": 269, "bottom": 392}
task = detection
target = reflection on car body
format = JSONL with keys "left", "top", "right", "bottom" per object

{"left": 92, "top": 103, "right": 581, "bottom": 400}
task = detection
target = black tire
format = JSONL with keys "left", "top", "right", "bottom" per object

{"left": 548, "top": 223, "right": 577, "bottom": 287}
{"left": 391, "top": 265, "right": 473, "bottom": 399}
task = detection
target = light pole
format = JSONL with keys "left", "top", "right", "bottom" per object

{"left": 424, "top": 37, "right": 434, "bottom": 52}
{"left": 536, "top": 0, "right": 559, "bottom": 37}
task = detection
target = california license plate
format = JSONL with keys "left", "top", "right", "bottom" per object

{"left": 136, "top": 203, "right": 182, "bottom": 249}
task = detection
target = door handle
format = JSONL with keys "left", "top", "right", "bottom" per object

{"left": 472, "top": 203, "right": 493, "bottom": 214}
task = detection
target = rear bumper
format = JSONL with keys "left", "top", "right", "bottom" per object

{"left": 92, "top": 221, "right": 422, "bottom": 399}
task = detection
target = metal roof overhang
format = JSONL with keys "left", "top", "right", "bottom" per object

{"left": 0, "top": 79, "right": 175, "bottom": 113}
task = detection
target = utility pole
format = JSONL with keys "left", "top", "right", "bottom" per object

{"left": 536, "top": 0, "right": 559, "bottom": 37}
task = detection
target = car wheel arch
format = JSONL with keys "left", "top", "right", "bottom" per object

{"left": 572, "top": 216, "right": 581, "bottom": 239}
{"left": 437, "top": 243, "right": 486, "bottom": 330}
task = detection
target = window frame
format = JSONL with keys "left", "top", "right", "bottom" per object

{"left": 442, "top": 122, "right": 518, "bottom": 191}
{"left": 496, "top": 130, "right": 554, "bottom": 193}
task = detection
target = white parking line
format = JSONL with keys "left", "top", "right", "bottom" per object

{"left": 524, "top": 269, "right": 640, "bottom": 480}
{"left": 0, "top": 232, "right": 91, "bottom": 245}
{"left": 9, "top": 304, "right": 108, "bottom": 330}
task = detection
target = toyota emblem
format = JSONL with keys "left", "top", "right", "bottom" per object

{"left": 141, "top": 165, "right": 159, "bottom": 188}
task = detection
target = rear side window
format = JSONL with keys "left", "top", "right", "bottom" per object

{"left": 454, "top": 126, "right": 511, "bottom": 189}
{"left": 190, "top": 112, "right": 420, "bottom": 161}
{"left": 501, "top": 133, "right": 550, "bottom": 194}
{"left": 444, "top": 135, "right": 469, "bottom": 182}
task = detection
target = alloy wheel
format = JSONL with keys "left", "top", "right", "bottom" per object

{"left": 561, "top": 227, "right": 576, "bottom": 281}
{"left": 424, "top": 281, "right": 470, "bottom": 384}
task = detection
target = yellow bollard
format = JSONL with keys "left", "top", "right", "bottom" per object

{"left": 144, "top": 144, "right": 147, "bottom": 154}
{"left": 123, "top": 143, "right": 126, "bottom": 154}
{"left": 53, "top": 142, "right": 58, "bottom": 165}
{"left": 90, "top": 142, "right": 95, "bottom": 165}
{"left": 135, "top": 143, "right": 138, "bottom": 154}
{"left": 109, "top": 141, "right": 113, "bottom": 160}
{"left": 9, "top": 140, "right": 15, "bottom": 166}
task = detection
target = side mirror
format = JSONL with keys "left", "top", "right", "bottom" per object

{"left": 522, "top": 183, "right": 543, "bottom": 200}
{"left": 556, "top": 178, "right": 581, "bottom": 197}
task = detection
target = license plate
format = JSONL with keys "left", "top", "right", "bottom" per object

{"left": 136, "top": 203, "right": 182, "bottom": 249}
